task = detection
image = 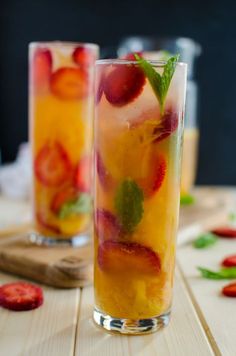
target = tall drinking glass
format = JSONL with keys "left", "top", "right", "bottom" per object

{"left": 93, "top": 58, "right": 187, "bottom": 334}
{"left": 29, "top": 42, "right": 99, "bottom": 246}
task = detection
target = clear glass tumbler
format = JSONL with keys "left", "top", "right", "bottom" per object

{"left": 29, "top": 42, "right": 99, "bottom": 246}
{"left": 93, "top": 57, "right": 187, "bottom": 334}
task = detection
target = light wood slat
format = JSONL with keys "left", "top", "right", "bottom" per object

{"left": 75, "top": 270, "right": 213, "bottom": 356}
{"left": 0, "top": 273, "right": 79, "bottom": 356}
{"left": 177, "top": 237, "right": 236, "bottom": 356}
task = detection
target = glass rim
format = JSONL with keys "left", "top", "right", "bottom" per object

{"left": 29, "top": 41, "right": 99, "bottom": 50}
{"left": 96, "top": 58, "right": 187, "bottom": 68}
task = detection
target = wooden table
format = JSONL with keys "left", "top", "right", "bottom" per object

{"left": 0, "top": 187, "right": 236, "bottom": 356}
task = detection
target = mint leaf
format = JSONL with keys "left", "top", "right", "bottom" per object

{"left": 135, "top": 53, "right": 179, "bottom": 113}
{"left": 198, "top": 266, "right": 236, "bottom": 279}
{"left": 193, "top": 233, "right": 218, "bottom": 249}
{"left": 180, "top": 193, "right": 195, "bottom": 205}
{"left": 59, "top": 193, "right": 92, "bottom": 219}
{"left": 114, "top": 179, "right": 144, "bottom": 233}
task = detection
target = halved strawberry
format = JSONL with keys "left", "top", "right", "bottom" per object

{"left": 222, "top": 282, "right": 236, "bottom": 297}
{"left": 0, "top": 282, "right": 43, "bottom": 311}
{"left": 74, "top": 156, "right": 91, "bottom": 193}
{"left": 103, "top": 64, "right": 145, "bottom": 106}
{"left": 95, "top": 209, "right": 121, "bottom": 242}
{"left": 50, "top": 67, "right": 87, "bottom": 100}
{"left": 51, "top": 186, "right": 77, "bottom": 215}
{"left": 32, "top": 48, "right": 52, "bottom": 91}
{"left": 96, "top": 151, "right": 114, "bottom": 190}
{"left": 35, "top": 142, "right": 72, "bottom": 187}
{"left": 98, "top": 241, "right": 161, "bottom": 275}
{"left": 122, "top": 52, "right": 143, "bottom": 60}
{"left": 222, "top": 255, "right": 236, "bottom": 267}
{"left": 36, "top": 212, "right": 61, "bottom": 234}
{"left": 154, "top": 109, "right": 179, "bottom": 142}
{"left": 211, "top": 227, "right": 236, "bottom": 238}
{"left": 72, "top": 46, "right": 96, "bottom": 67}
{"left": 137, "top": 153, "right": 166, "bottom": 197}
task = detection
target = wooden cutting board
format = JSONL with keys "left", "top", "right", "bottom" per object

{"left": 0, "top": 186, "right": 234, "bottom": 288}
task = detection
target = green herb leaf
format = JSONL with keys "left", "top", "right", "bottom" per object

{"left": 59, "top": 193, "right": 92, "bottom": 219}
{"left": 180, "top": 193, "right": 195, "bottom": 205}
{"left": 198, "top": 266, "right": 236, "bottom": 279}
{"left": 193, "top": 233, "right": 218, "bottom": 249}
{"left": 114, "top": 179, "right": 144, "bottom": 233}
{"left": 135, "top": 53, "right": 179, "bottom": 113}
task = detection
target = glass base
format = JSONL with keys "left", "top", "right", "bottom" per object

{"left": 29, "top": 231, "right": 90, "bottom": 247}
{"left": 93, "top": 307, "right": 171, "bottom": 335}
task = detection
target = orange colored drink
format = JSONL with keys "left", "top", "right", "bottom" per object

{"left": 93, "top": 57, "right": 187, "bottom": 334}
{"left": 29, "top": 42, "right": 99, "bottom": 245}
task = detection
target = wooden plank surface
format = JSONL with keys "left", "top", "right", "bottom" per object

{"left": 75, "top": 270, "right": 214, "bottom": 356}
{"left": 177, "top": 236, "right": 236, "bottom": 356}
{"left": 0, "top": 272, "right": 80, "bottom": 356}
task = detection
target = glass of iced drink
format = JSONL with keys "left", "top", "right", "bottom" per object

{"left": 93, "top": 56, "right": 187, "bottom": 334}
{"left": 29, "top": 42, "right": 99, "bottom": 245}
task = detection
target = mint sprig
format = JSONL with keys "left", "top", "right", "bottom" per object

{"left": 193, "top": 233, "right": 218, "bottom": 249}
{"left": 180, "top": 193, "right": 195, "bottom": 206}
{"left": 114, "top": 179, "right": 144, "bottom": 233}
{"left": 59, "top": 193, "right": 92, "bottom": 219}
{"left": 198, "top": 266, "right": 236, "bottom": 280}
{"left": 135, "top": 53, "right": 179, "bottom": 113}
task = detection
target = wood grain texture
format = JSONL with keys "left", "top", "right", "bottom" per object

{"left": 0, "top": 238, "right": 93, "bottom": 288}
{"left": 75, "top": 270, "right": 214, "bottom": 356}
{"left": 0, "top": 272, "right": 80, "bottom": 356}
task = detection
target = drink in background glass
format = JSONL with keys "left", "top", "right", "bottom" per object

{"left": 29, "top": 42, "right": 99, "bottom": 245}
{"left": 93, "top": 57, "right": 187, "bottom": 334}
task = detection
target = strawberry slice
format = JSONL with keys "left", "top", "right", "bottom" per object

{"left": 154, "top": 109, "right": 179, "bottom": 142}
{"left": 72, "top": 46, "right": 96, "bottom": 67}
{"left": 103, "top": 64, "right": 145, "bottom": 106}
{"left": 51, "top": 186, "right": 77, "bottom": 215}
{"left": 36, "top": 212, "right": 61, "bottom": 234}
{"left": 137, "top": 153, "right": 166, "bottom": 197}
{"left": 95, "top": 209, "right": 121, "bottom": 242}
{"left": 96, "top": 151, "right": 114, "bottom": 190}
{"left": 74, "top": 156, "right": 91, "bottom": 193}
{"left": 211, "top": 227, "right": 236, "bottom": 238}
{"left": 222, "top": 282, "right": 236, "bottom": 297}
{"left": 222, "top": 255, "right": 236, "bottom": 267}
{"left": 98, "top": 241, "right": 161, "bottom": 275}
{"left": 50, "top": 67, "right": 87, "bottom": 100}
{"left": 35, "top": 142, "right": 72, "bottom": 187}
{"left": 122, "top": 52, "right": 143, "bottom": 60}
{"left": 0, "top": 282, "right": 43, "bottom": 311}
{"left": 32, "top": 48, "right": 52, "bottom": 91}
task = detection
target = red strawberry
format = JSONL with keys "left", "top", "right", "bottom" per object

{"left": 222, "top": 282, "right": 236, "bottom": 297}
{"left": 74, "top": 156, "right": 91, "bottom": 193}
{"left": 36, "top": 212, "right": 61, "bottom": 234}
{"left": 95, "top": 209, "right": 121, "bottom": 242}
{"left": 103, "top": 64, "right": 145, "bottom": 106}
{"left": 72, "top": 46, "right": 96, "bottom": 67}
{"left": 154, "top": 110, "right": 179, "bottom": 142}
{"left": 98, "top": 241, "right": 161, "bottom": 275}
{"left": 137, "top": 153, "right": 166, "bottom": 197}
{"left": 51, "top": 186, "right": 77, "bottom": 215}
{"left": 96, "top": 151, "right": 114, "bottom": 190}
{"left": 122, "top": 52, "right": 143, "bottom": 60}
{"left": 50, "top": 67, "right": 87, "bottom": 100}
{"left": 211, "top": 227, "right": 236, "bottom": 238}
{"left": 32, "top": 48, "right": 52, "bottom": 91}
{"left": 35, "top": 142, "right": 72, "bottom": 187}
{"left": 0, "top": 282, "right": 43, "bottom": 311}
{"left": 222, "top": 255, "right": 236, "bottom": 267}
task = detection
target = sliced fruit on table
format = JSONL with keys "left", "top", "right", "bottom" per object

{"left": 36, "top": 212, "right": 61, "bottom": 234}
{"left": 74, "top": 155, "right": 91, "bottom": 193}
{"left": 0, "top": 282, "right": 43, "bottom": 311}
{"left": 137, "top": 153, "right": 166, "bottom": 197}
{"left": 222, "top": 255, "right": 236, "bottom": 267}
{"left": 50, "top": 67, "right": 88, "bottom": 100}
{"left": 98, "top": 241, "right": 161, "bottom": 275}
{"left": 72, "top": 46, "right": 96, "bottom": 67}
{"left": 103, "top": 64, "right": 146, "bottom": 106}
{"left": 32, "top": 47, "right": 52, "bottom": 91}
{"left": 35, "top": 142, "right": 72, "bottom": 186}
{"left": 222, "top": 282, "right": 236, "bottom": 297}
{"left": 96, "top": 151, "right": 115, "bottom": 190}
{"left": 95, "top": 209, "right": 121, "bottom": 242}
{"left": 211, "top": 227, "right": 236, "bottom": 238}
